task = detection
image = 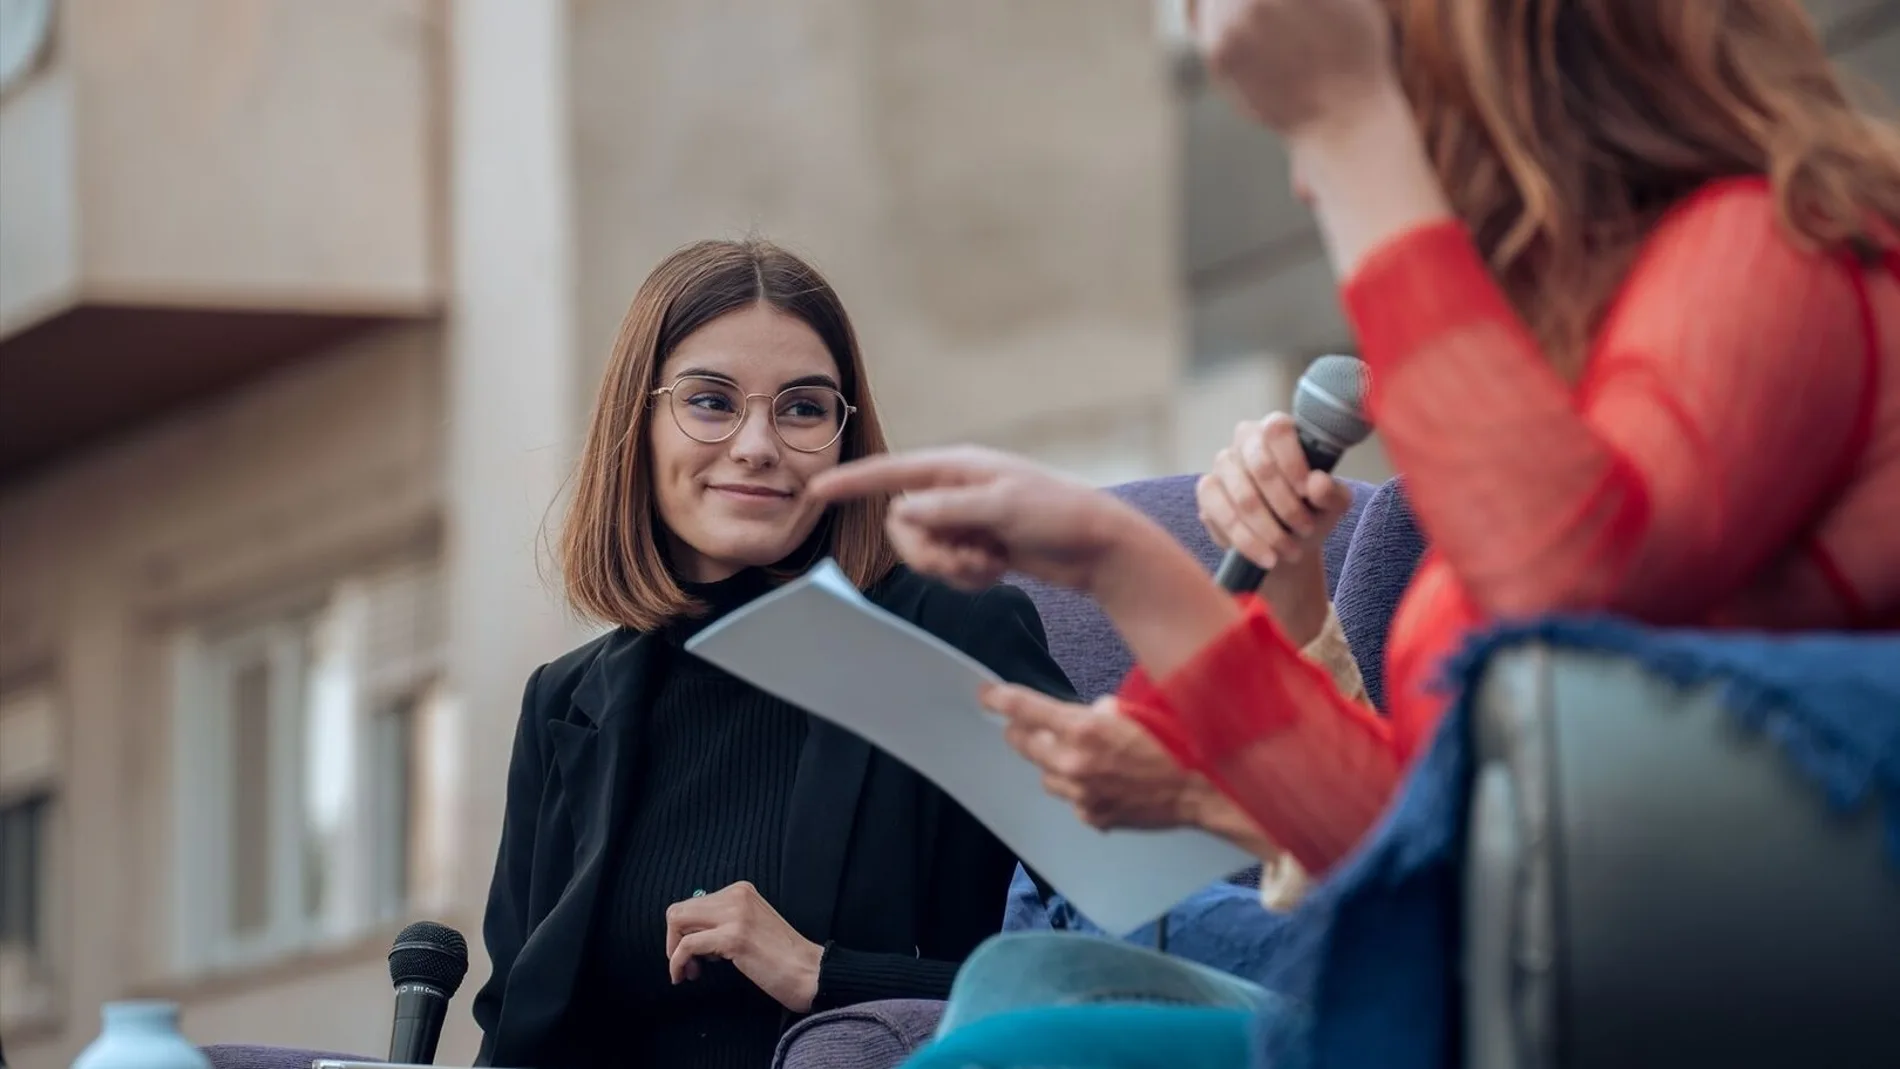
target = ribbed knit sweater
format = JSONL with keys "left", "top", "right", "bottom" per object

{"left": 576, "top": 569, "right": 807, "bottom": 1069}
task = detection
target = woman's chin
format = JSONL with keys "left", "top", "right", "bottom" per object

{"left": 702, "top": 538, "right": 811, "bottom": 575}
{"left": 673, "top": 513, "right": 827, "bottom": 579}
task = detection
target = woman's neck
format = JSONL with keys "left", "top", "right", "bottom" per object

{"left": 664, "top": 566, "right": 778, "bottom": 644}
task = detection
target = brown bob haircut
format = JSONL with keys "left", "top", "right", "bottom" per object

{"left": 560, "top": 238, "right": 898, "bottom": 632}
{"left": 1381, "top": 0, "right": 1900, "bottom": 376}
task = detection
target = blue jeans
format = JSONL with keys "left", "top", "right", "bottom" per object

{"left": 908, "top": 933, "right": 1312, "bottom": 1069}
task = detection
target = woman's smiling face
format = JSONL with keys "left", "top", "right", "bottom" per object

{"left": 647, "top": 302, "right": 848, "bottom": 582}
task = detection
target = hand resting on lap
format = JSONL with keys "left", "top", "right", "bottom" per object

{"left": 665, "top": 880, "right": 826, "bottom": 1013}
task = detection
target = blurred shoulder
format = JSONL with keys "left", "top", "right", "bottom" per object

{"left": 1646, "top": 176, "right": 1804, "bottom": 258}
{"left": 1623, "top": 175, "right": 1865, "bottom": 332}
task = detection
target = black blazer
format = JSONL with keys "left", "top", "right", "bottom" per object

{"left": 472, "top": 567, "right": 1076, "bottom": 1067}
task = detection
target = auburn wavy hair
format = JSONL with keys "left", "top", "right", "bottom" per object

{"left": 560, "top": 239, "right": 898, "bottom": 631}
{"left": 1384, "top": 0, "right": 1900, "bottom": 374}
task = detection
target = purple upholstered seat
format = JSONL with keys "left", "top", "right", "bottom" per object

{"left": 1005, "top": 474, "right": 1370, "bottom": 703}
{"left": 1331, "top": 477, "right": 1425, "bottom": 713}
{"left": 770, "top": 1000, "right": 951, "bottom": 1069}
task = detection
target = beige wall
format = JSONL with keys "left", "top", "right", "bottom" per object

{"left": 568, "top": 0, "right": 1183, "bottom": 461}
{"left": 0, "top": 325, "right": 447, "bottom": 1067}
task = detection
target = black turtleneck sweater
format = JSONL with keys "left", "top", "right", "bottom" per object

{"left": 579, "top": 569, "right": 809, "bottom": 1069}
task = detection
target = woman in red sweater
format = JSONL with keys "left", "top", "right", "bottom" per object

{"left": 815, "top": 0, "right": 1900, "bottom": 880}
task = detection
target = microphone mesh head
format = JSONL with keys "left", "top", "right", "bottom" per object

{"left": 389, "top": 920, "right": 470, "bottom": 994}
{"left": 1292, "top": 354, "right": 1374, "bottom": 453}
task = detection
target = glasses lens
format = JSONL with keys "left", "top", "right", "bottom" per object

{"left": 772, "top": 387, "right": 848, "bottom": 452}
{"left": 669, "top": 376, "right": 744, "bottom": 443}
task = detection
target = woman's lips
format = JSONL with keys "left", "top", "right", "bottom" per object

{"left": 710, "top": 483, "right": 794, "bottom": 502}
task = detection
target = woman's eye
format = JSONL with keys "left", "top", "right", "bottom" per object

{"left": 686, "top": 392, "right": 736, "bottom": 412}
{"left": 778, "top": 390, "right": 836, "bottom": 421}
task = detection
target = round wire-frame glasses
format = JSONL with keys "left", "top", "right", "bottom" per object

{"left": 651, "top": 374, "right": 856, "bottom": 453}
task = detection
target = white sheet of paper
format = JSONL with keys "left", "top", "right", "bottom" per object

{"left": 686, "top": 560, "right": 1256, "bottom": 936}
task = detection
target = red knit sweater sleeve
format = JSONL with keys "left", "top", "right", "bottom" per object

{"left": 1347, "top": 180, "right": 1874, "bottom": 622}
{"left": 1119, "top": 179, "right": 1876, "bottom": 877}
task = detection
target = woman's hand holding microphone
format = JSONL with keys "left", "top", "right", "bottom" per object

{"left": 1199, "top": 412, "right": 1357, "bottom": 649}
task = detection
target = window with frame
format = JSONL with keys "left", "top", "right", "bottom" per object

{"left": 0, "top": 683, "right": 59, "bottom": 1029}
{"left": 170, "top": 562, "right": 444, "bottom": 973}
{"left": 0, "top": 794, "right": 49, "bottom": 954}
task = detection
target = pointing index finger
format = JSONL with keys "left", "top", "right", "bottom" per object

{"left": 808, "top": 449, "right": 997, "bottom": 503}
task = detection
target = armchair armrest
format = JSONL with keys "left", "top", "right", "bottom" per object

{"left": 201, "top": 1045, "right": 375, "bottom": 1069}
{"left": 771, "top": 1000, "right": 946, "bottom": 1069}
{"left": 1463, "top": 643, "right": 1900, "bottom": 1069}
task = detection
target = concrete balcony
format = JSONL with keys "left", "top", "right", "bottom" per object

{"left": 0, "top": 0, "right": 442, "bottom": 480}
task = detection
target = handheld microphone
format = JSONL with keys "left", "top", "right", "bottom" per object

{"left": 387, "top": 920, "right": 470, "bottom": 1065}
{"left": 1211, "top": 354, "right": 1374, "bottom": 593}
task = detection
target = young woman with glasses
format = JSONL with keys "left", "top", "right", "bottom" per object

{"left": 470, "top": 239, "right": 1075, "bottom": 1069}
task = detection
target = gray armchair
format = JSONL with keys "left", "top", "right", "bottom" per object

{"left": 1464, "top": 644, "right": 1900, "bottom": 1069}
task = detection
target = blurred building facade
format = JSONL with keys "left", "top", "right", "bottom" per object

{"left": 1, "top": 0, "right": 1894, "bottom": 1065}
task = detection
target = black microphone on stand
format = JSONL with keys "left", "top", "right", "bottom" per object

{"left": 387, "top": 920, "right": 469, "bottom": 1065}
{"left": 1211, "top": 354, "right": 1375, "bottom": 595}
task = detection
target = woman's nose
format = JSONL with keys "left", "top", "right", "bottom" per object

{"left": 726, "top": 407, "right": 781, "bottom": 466}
